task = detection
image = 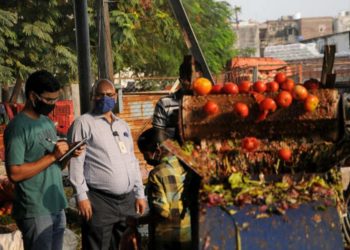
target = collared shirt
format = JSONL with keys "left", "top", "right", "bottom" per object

{"left": 152, "top": 91, "right": 182, "bottom": 139}
{"left": 147, "top": 156, "right": 192, "bottom": 248}
{"left": 68, "top": 112, "right": 145, "bottom": 202}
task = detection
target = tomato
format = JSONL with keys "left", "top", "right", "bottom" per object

{"left": 252, "top": 92, "right": 265, "bottom": 104}
{"left": 292, "top": 85, "right": 308, "bottom": 101}
{"left": 203, "top": 100, "right": 219, "bottom": 115}
{"left": 210, "top": 84, "right": 223, "bottom": 94}
{"left": 276, "top": 91, "right": 293, "bottom": 108}
{"left": 274, "top": 72, "right": 287, "bottom": 84}
{"left": 304, "top": 94, "right": 319, "bottom": 112}
{"left": 242, "top": 137, "right": 260, "bottom": 152}
{"left": 256, "top": 110, "right": 268, "bottom": 123}
{"left": 266, "top": 81, "right": 279, "bottom": 93}
{"left": 259, "top": 98, "right": 277, "bottom": 112}
{"left": 238, "top": 80, "right": 252, "bottom": 93}
{"left": 234, "top": 102, "right": 249, "bottom": 118}
{"left": 193, "top": 77, "right": 212, "bottom": 96}
{"left": 278, "top": 148, "right": 292, "bottom": 161}
{"left": 280, "top": 78, "right": 295, "bottom": 92}
{"left": 304, "top": 78, "right": 320, "bottom": 90}
{"left": 222, "top": 82, "right": 239, "bottom": 95}
{"left": 253, "top": 81, "right": 267, "bottom": 93}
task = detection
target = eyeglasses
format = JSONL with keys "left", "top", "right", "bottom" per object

{"left": 94, "top": 92, "right": 116, "bottom": 98}
{"left": 34, "top": 93, "right": 59, "bottom": 104}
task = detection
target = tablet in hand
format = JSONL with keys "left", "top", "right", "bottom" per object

{"left": 58, "top": 137, "right": 88, "bottom": 162}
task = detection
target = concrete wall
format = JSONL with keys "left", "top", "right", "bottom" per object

{"left": 301, "top": 31, "right": 350, "bottom": 54}
{"left": 233, "top": 22, "right": 260, "bottom": 56}
{"left": 334, "top": 11, "right": 350, "bottom": 33}
{"left": 299, "top": 17, "right": 333, "bottom": 40}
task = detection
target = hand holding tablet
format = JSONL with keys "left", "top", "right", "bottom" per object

{"left": 58, "top": 137, "right": 88, "bottom": 162}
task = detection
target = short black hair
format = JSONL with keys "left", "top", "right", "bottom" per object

{"left": 137, "top": 128, "right": 158, "bottom": 154}
{"left": 179, "top": 55, "right": 202, "bottom": 82}
{"left": 25, "top": 70, "right": 61, "bottom": 98}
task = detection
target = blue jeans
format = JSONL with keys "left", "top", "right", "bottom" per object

{"left": 16, "top": 210, "right": 66, "bottom": 250}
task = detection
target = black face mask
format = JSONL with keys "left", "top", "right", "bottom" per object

{"left": 32, "top": 99, "right": 55, "bottom": 116}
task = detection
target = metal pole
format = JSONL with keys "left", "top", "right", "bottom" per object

{"left": 97, "top": 0, "right": 114, "bottom": 81}
{"left": 73, "top": 0, "right": 92, "bottom": 114}
{"left": 167, "top": 0, "right": 214, "bottom": 84}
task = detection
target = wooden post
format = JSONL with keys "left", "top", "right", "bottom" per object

{"left": 298, "top": 64, "right": 303, "bottom": 83}
{"left": 321, "top": 45, "right": 336, "bottom": 88}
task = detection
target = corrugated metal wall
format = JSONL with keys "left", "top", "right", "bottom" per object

{"left": 118, "top": 92, "right": 168, "bottom": 180}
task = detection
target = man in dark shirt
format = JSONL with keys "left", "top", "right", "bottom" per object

{"left": 152, "top": 55, "right": 203, "bottom": 144}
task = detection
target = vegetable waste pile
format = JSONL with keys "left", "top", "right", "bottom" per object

{"left": 0, "top": 177, "right": 15, "bottom": 233}
{"left": 176, "top": 74, "right": 347, "bottom": 217}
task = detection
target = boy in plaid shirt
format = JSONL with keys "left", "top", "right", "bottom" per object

{"left": 137, "top": 129, "right": 193, "bottom": 250}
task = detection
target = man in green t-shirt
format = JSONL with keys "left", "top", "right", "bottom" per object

{"left": 4, "top": 70, "right": 83, "bottom": 250}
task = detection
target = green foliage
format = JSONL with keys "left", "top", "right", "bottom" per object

{"left": 0, "top": 0, "right": 237, "bottom": 87}
{"left": 183, "top": 0, "right": 237, "bottom": 74}
{"left": 0, "top": 9, "right": 17, "bottom": 84}
{"left": 0, "top": 1, "right": 77, "bottom": 86}
{"left": 108, "top": 0, "right": 237, "bottom": 76}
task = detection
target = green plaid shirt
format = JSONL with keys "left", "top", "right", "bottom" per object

{"left": 147, "top": 156, "right": 192, "bottom": 250}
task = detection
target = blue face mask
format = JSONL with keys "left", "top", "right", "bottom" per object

{"left": 94, "top": 96, "right": 116, "bottom": 114}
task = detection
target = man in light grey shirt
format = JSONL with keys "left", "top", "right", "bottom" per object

{"left": 68, "top": 79, "right": 146, "bottom": 250}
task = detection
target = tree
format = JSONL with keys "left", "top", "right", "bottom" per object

{"left": 108, "top": 0, "right": 237, "bottom": 76}
{"left": 0, "top": 1, "right": 78, "bottom": 102}
{"left": 183, "top": 0, "right": 237, "bottom": 74}
{"left": 0, "top": 0, "right": 237, "bottom": 95}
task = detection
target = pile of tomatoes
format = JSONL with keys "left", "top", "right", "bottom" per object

{"left": 195, "top": 73, "right": 320, "bottom": 118}
{"left": 193, "top": 73, "right": 323, "bottom": 164}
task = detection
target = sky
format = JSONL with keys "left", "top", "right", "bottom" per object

{"left": 226, "top": 0, "right": 350, "bottom": 22}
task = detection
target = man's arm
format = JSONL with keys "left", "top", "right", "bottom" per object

{"left": 152, "top": 99, "right": 169, "bottom": 144}
{"left": 67, "top": 118, "right": 92, "bottom": 220}
{"left": 125, "top": 124, "right": 147, "bottom": 214}
{"left": 153, "top": 127, "right": 168, "bottom": 144}
{"left": 7, "top": 141, "right": 69, "bottom": 183}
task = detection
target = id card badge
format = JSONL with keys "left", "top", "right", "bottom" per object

{"left": 118, "top": 141, "right": 128, "bottom": 154}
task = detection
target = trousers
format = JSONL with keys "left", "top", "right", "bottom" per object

{"left": 82, "top": 190, "right": 136, "bottom": 250}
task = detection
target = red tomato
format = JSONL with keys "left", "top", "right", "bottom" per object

{"left": 280, "top": 78, "right": 295, "bottom": 92}
{"left": 266, "top": 81, "right": 279, "bottom": 93}
{"left": 259, "top": 98, "right": 277, "bottom": 112}
{"left": 203, "top": 100, "right": 219, "bottom": 115}
{"left": 256, "top": 110, "right": 268, "bottom": 123}
{"left": 252, "top": 92, "right": 265, "bottom": 104}
{"left": 292, "top": 85, "right": 308, "bottom": 101}
{"left": 304, "top": 94, "right": 319, "bottom": 112}
{"left": 304, "top": 78, "right": 320, "bottom": 90}
{"left": 278, "top": 148, "right": 292, "bottom": 161}
{"left": 238, "top": 80, "right": 252, "bottom": 93}
{"left": 274, "top": 72, "right": 287, "bottom": 84}
{"left": 234, "top": 102, "right": 249, "bottom": 118}
{"left": 253, "top": 81, "right": 267, "bottom": 93}
{"left": 276, "top": 91, "right": 293, "bottom": 108}
{"left": 242, "top": 137, "right": 260, "bottom": 152}
{"left": 193, "top": 77, "right": 212, "bottom": 96}
{"left": 223, "top": 82, "right": 239, "bottom": 95}
{"left": 210, "top": 84, "right": 223, "bottom": 94}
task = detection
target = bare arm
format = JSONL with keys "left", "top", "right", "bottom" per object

{"left": 7, "top": 141, "right": 69, "bottom": 182}
{"left": 153, "top": 127, "right": 168, "bottom": 145}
